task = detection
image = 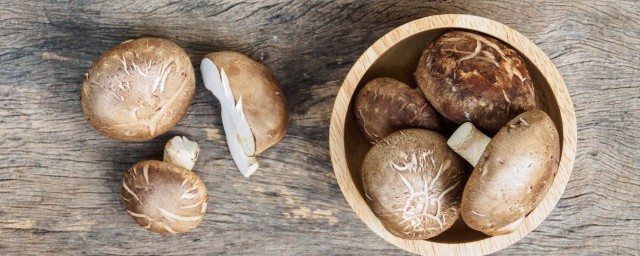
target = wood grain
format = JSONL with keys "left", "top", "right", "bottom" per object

{"left": 0, "top": 0, "right": 638, "bottom": 255}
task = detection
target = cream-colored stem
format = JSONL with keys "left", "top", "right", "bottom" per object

{"left": 447, "top": 122, "right": 491, "bottom": 167}
{"left": 164, "top": 136, "right": 200, "bottom": 170}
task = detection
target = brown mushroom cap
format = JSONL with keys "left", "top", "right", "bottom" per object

{"left": 460, "top": 110, "right": 560, "bottom": 235}
{"left": 354, "top": 77, "right": 443, "bottom": 144}
{"left": 362, "top": 129, "right": 468, "bottom": 239}
{"left": 205, "top": 51, "right": 288, "bottom": 155}
{"left": 81, "top": 38, "right": 195, "bottom": 141}
{"left": 415, "top": 30, "right": 536, "bottom": 134}
{"left": 121, "top": 160, "right": 208, "bottom": 235}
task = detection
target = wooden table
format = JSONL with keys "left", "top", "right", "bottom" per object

{"left": 1, "top": 1, "right": 638, "bottom": 255}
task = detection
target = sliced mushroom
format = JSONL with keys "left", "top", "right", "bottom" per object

{"left": 121, "top": 136, "right": 207, "bottom": 235}
{"left": 200, "top": 51, "right": 288, "bottom": 177}
{"left": 447, "top": 110, "right": 560, "bottom": 236}
{"left": 354, "top": 77, "right": 443, "bottom": 144}
{"left": 81, "top": 38, "right": 195, "bottom": 141}
{"left": 415, "top": 30, "right": 536, "bottom": 134}
{"left": 362, "top": 129, "right": 467, "bottom": 239}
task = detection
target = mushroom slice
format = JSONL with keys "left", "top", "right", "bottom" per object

{"left": 447, "top": 109, "right": 560, "bottom": 236}
{"left": 201, "top": 58, "right": 258, "bottom": 177}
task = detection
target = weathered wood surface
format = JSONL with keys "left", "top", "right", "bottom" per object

{"left": 0, "top": 0, "right": 638, "bottom": 255}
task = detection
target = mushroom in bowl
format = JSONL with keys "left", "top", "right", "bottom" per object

{"left": 362, "top": 129, "right": 467, "bottom": 239}
{"left": 448, "top": 109, "right": 560, "bottom": 236}
{"left": 415, "top": 30, "right": 536, "bottom": 135}
{"left": 354, "top": 77, "right": 442, "bottom": 144}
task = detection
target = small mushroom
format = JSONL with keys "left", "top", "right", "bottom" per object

{"left": 354, "top": 77, "right": 443, "bottom": 144}
{"left": 81, "top": 38, "right": 195, "bottom": 141}
{"left": 415, "top": 30, "right": 536, "bottom": 134}
{"left": 200, "top": 51, "right": 289, "bottom": 177}
{"left": 447, "top": 109, "right": 560, "bottom": 236}
{"left": 362, "top": 129, "right": 467, "bottom": 239}
{"left": 121, "top": 136, "right": 207, "bottom": 235}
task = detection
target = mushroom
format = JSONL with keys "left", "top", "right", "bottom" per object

{"left": 200, "top": 51, "right": 289, "bottom": 177}
{"left": 362, "top": 129, "right": 467, "bottom": 239}
{"left": 121, "top": 136, "right": 207, "bottom": 235}
{"left": 415, "top": 30, "right": 536, "bottom": 134}
{"left": 447, "top": 109, "right": 560, "bottom": 236}
{"left": 81, "top": 38, "right": 195, "bottom": 141}
{"left": 354, "top": 77, "right": 443, "bottom": 144}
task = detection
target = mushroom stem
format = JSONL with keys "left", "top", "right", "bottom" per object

{"left": 164, "top": 136, "right": 200, "bottom": 170}
{"left": 447, "top": 122, "right": 490, "bottom": 166}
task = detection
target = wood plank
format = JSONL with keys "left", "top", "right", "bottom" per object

{"left": 0, "top": 0, "right": 638, "bottom": 255}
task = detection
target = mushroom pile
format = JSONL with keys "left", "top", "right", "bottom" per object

{"left": 355, "top": 30, "right": 560, "bottom": 239}
{"left": 82, "top": 38, "right": 289, "bottom": 235}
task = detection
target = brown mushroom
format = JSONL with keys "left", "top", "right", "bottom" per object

{"left": 415, "top": 30, "right": 536, "bottom": 134}
{"left": 81, "top": 38, "right": 195, "bottom": 141}
{"left": 204, "top": 51, "right": 288, "bottom": 155}
{"left": 362, "top": 129, "right": 468, "bottom": 239}
{"left": 200, "top": 51, "right": 289, "bottom": 177}
{"left": 354, "top": 77, "right": 443, "bottom": 144}
{"left": 447, "top": 110, "right": 560, "bottom": 236}
{"left": 121, "top": 136, "right": 207, "bottom": 235}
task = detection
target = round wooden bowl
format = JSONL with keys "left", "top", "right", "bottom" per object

{"left": 329, "top": 14, "right": 576, "bottom": 255}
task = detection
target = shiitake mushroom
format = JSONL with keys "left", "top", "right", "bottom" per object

{"left": 354, "top": 77, "right": 442, "bottom": 144}
{"left": 415, "top": 30, "right": 536, "bottom": 135}
{"left": 81, "top": 38, "right": 195, "bottom": 141}
{"left": 362, "top": 129, "right": 467, "bottom": 239}
{"left": 201, "top": 51, "right": 289, "bottom": 177}
{"left": 448, "top": 110, "right": 560, "bottom": 236}
{"left": 121, "top": 136, "right": 207, "bottom": 235}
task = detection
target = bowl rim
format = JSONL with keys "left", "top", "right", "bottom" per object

{"left": 329, "top": 14, "right": 577, "bottom": 255}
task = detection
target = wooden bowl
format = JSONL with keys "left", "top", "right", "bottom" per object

{"left": 329, "top": 14, "right": 576, "bottom": 255}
